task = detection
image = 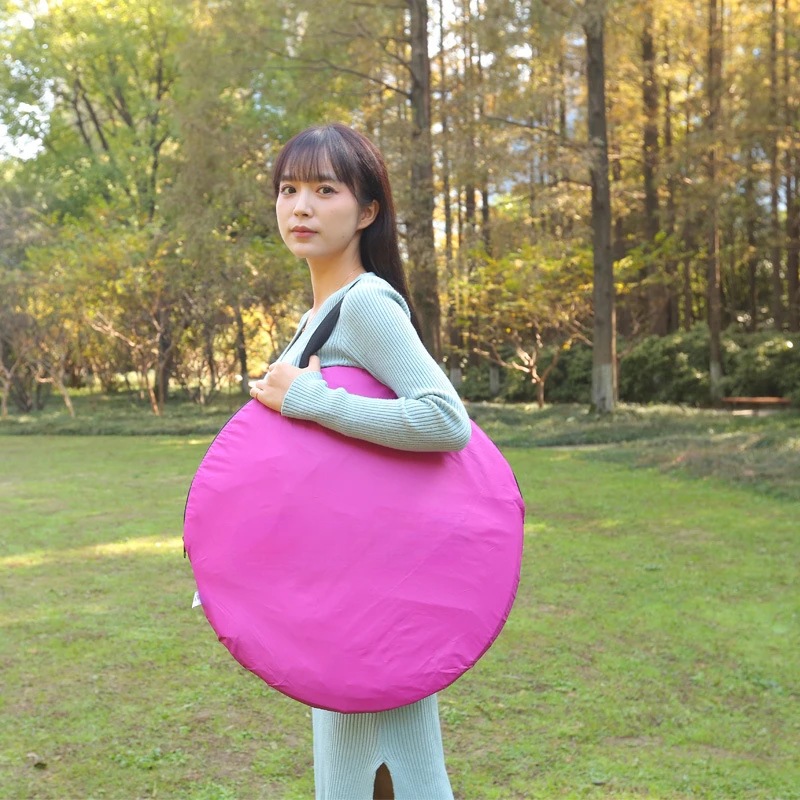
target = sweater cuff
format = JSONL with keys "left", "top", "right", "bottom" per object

{"left": 280, "top": 371, "right": 329, "bottom": 420}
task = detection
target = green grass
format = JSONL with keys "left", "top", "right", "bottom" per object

{"left": 1, "top": 438, "right": 798, "bottom": 798}
{"left": 0, "top": 387, "right": 246, "bottom": 436}
{"left": 468, "top": 403, "right": 800, "bottom": 503}
{"left": 4, "top": 392, "right": 800, "bottom": 503}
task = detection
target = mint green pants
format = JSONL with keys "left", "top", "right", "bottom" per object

{"left": 312, "top": 694, "right": 454, "bottom": 800}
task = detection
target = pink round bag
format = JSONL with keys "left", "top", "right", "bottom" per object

{"left": 183, "top": 305, "right": 524, "bottom": 713}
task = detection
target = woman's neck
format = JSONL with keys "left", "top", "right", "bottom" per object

{"left": 307, "top": 258, "right": 366, "bottom": 313}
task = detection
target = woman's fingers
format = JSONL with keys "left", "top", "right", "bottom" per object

{"left": 250, "top": 362, "right": 302, "bottom": 411}
{"left": 304, "top": 355, "right": 321, "bottom": 373}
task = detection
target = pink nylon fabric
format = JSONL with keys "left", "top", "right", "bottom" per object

{"left": 183, "top": 366, "right": 524, "bottom": 713}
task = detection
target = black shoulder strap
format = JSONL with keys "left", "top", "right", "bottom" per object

{"left": 298, "top": 285, "right": 356, "bottom": 368}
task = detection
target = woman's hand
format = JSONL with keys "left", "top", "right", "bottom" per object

{"left": 250, "top": 355, "right": 322, "bottom": 412}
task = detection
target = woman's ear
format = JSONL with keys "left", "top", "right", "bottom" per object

{"left": 357, "top": 200, "right": 379, "bottom": 230}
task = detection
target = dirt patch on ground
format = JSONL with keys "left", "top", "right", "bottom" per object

{"left": 669, "top": 743, "right": 762, "bottom": 762}
{"left": 604, "top": 735, "right": 664, "bottom": 748}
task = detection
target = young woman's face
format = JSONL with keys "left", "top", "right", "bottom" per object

{"left": 275, "top": 156, "right": 376, "bottom": 262}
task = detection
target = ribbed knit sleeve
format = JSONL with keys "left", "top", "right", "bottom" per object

{"left": 279, "top": 277, "right": 471, "bottom": 452}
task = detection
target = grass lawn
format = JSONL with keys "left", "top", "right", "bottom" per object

{"left": 4, "top": 391, "right": 799, "bottom": 502}
{"left": 1, "top": 437, "right": 798, "bottom": 799}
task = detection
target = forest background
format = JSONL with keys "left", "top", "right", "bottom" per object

{"left": 2, "top": 0, "right": 800, "bottom": 420}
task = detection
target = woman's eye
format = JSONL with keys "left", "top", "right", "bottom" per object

{"left": 318, "top": 186, "right": 335, "bottom": 195}
{"left": 279, "top": 185, "right": 294, "bottom": 195}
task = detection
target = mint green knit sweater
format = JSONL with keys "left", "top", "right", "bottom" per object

{"left": 277, "top": 272, "right": 465, "bottom": 800}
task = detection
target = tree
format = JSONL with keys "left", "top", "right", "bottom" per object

{"left": 584, "top": 1, "right": 616, "bottom": 412}
{"left": 462, "top": 245, "right": 592, "bottom": 407}
{"left": 407, "top": 0, "right": 441, "bottom": 359}
{"left": 705, "top": 0, "right": 723, "bottom": 401}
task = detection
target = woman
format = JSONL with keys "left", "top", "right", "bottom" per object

{"left": 249, "top": 123, "right": 470, "bottom": 799}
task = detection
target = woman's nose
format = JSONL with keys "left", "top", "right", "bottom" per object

{"left": 292, "top": 188, "right": 313, "bottom": 216}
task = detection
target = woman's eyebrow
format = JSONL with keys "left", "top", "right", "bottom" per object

{"left": 280, "top": 173, "right": 339, "bottom": 182}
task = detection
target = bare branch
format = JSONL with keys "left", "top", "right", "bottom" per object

{"left": 260, "top": 45, "right": 409, "bottom": 98}
{"left": 348, "top": 1, "right": 406, "bottom": 8}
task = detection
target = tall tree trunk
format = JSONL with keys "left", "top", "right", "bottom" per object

{"left": 528, "top": 129, "right": 536, "bottom": 221}
{"left": 584, "top": 5, "right": 616, "bottom": 413}
{"left": 770, "top": 0, "right": 785, "bottom": 328}
{"left": 438, "top": 0, "right": 453, "bottom": 266}
{"left": 682, "top": 223, "right": 696, "bottom": 331}
{"left": 476, "top": 53, "right": 490, "bottom": 251}
{"left": 663, "top": 40, "right": 679, "bottom": 331}
{"left": 53, "top": 376, "right": 76, "bottom": 418}
{"left": 744, "top": 150, "right": 760, "bottom": 331}
{"left": 204, "top": 327, "right": 217, "bottom": 400}
{"left": 407, "top": 0, "right": 441, "bottom": 359}
{"left": 785, "top": 170, "right": 800, "bottom": 331}
{"left": 438, "top": 0, "right": 460, "bottom": 384}
{"left": 235, "top": 306, "right": 249, "bottom": 395}
{"left": 456, "top": 186, "right": 463, "bottom": 251}
{"left": 155, "top": 303, "right": 172, "bottom": 409}
{"left": 642, "top": 5, "right": 665, "bottom": 334}
{"left": 706, "top": 0, "right": 723, "bottom": 401}
{"left": 481, "top": 184, "right": 490, "bottom": 250}
{"left": 462, "top": 0, "right": 477, "bottom": 240}
{"left": 464, "top": 185, "right": 476, "bottom": 235}
{"left": 681, "top": 74, "right": 696, "bottom": 332}
{"left": 610, "top": 141, "right": 625, "bottom": 265}
{"left": 785, "top": 0, "right": 800, "bottom": 331}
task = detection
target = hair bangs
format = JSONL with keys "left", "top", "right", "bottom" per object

{"left": 272, "top": 127, "right": 363, "bottom": 200}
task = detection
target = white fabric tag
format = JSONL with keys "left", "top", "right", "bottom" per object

{"left": 192, "top": 591, "right": 202, "bottom": 608}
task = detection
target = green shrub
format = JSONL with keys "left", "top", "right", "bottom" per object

{"left": 497, "top": 365, "right": 536, "bottom": 402}
{"left": 544, "top": 344, "right": 593, "bottom": 404}
{"left": 618, "top": 326, "right": 799, "bottom": 406}
{"left": 724, "top": 332, "right": 800, "bottom": 398}
{"left": 619, "top": 326, "right": 712, "bottom": 405}
{"left": 459, "top": 364, "right": 496, "bottom": 402}
{"left": 458, "top": 327, "right": 800, "bottom": 406}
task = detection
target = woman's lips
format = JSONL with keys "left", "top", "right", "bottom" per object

{"left": 292, "top": 229, "right": 317, "bottom": 238}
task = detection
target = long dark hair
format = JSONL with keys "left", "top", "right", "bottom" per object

{"left": 271, "top": 123, "right": 421, "bottom": 336}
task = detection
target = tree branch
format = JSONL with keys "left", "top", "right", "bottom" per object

{"left": 260, "top": 46, "right": 410, "bottom": 98}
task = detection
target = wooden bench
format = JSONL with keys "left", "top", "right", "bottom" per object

{"left": 722, "top": 396, "right": 791, "bottom": 415}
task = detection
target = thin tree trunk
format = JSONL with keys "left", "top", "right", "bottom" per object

{"left": 663, "top": 40, "right": 679, "bottom": 331}
{"left": 528, "top": 132, "right": 536, "bottom": 221}
{"left": 610, "top": 141, "right": 625, "bottom": 265}
{"left": 439, "top": 0, "right": 462, "bottom": 382}
{"left": 476, "top": 53, "right": 490, "bottom": 251}
{"left": 584, "top": 5, "right": 616, "bottom": 413}
{"left": 770, "top": 0, "right": 784, "bottom": 328}
{"left": 787, "top": 172, "right": 800, "bottom": 330}
{"left": 642, "top": 5, "right": 665, "bottom": 334}
{"left": 141, "top": 364, "right": 159, "bottom": 415}
{"left": 465, "top": 185, "right": 476, "bottom": 236}
{"left": 489, "top": 364, "right": 500, "bottom": 397}
{"left": 463, "top": 0, "right": 477, "bottom": 240}
{"left": 456, "top": 186, "right": 463, "bottom": 252}
{"left": 235, "top": 306, "right": 249, "bottom": 395}
{"left": 53, "top": 377, "right": 76, "bottom": 418}
{"left": 204, "top": 331, "right": 216, "bottom": 403}
{"left": 407, "top": 0, "right": 441, "bottom": 359}
{"left": 556, "top": 43, "right": 568, "bottom": 236}
{"left": 155, "top": 303, "right": 172, "bottom": 408}
{"left": 438, "top": 0, "right": 453, "bottom": 266}
{"left": 682, "top": 225, "right": 695, "bottom": 332}
{"left": 706, "top": 0, "right": 723, "bottom": 401}
{"left": 744, "top": 150, "right": 760, "bottom": 330}
{"left": 785, "top": 0, "right": 800, "bottom": 330}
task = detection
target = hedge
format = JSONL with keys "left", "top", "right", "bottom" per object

{"left": 457, "top": 325, "right": 800, "bottom": 406}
